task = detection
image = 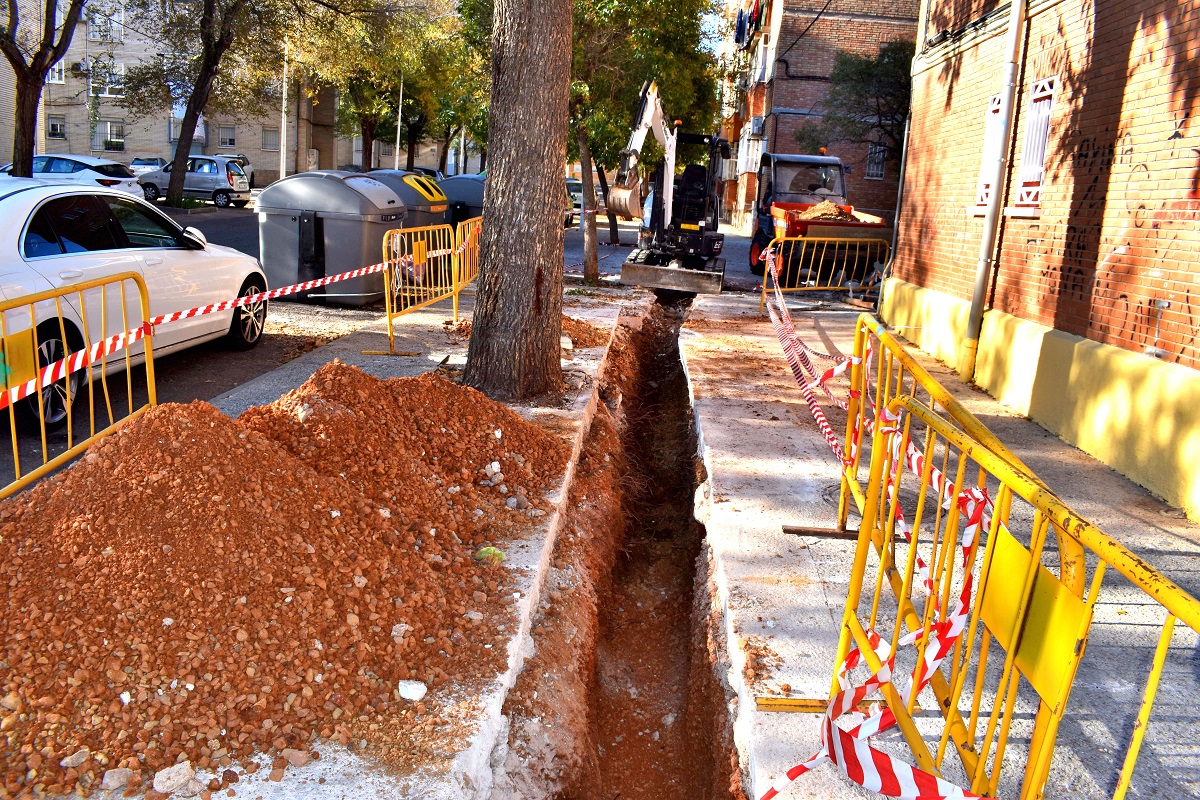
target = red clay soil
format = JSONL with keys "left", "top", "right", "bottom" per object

{"left": 0, "top": 362, "right": 568, "bottom": 798}
{"left": 443, "top": 316, "right": 608, "bottom": 349}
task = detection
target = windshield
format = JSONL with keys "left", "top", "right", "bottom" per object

{"left": 94, "top": 163, "right": 136, "bottom": 178}
{"left": 773, "top": 162, "right": 845, "bottom": 202}
{"left": 131, "top": 158, "right": 158, "bottom": 166}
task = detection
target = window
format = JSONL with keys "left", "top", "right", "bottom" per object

{"left": 23, "top": 196, "right": 120, "bottom": 257}
{"left": 380, "top": 142, "right": 394, "bottom": 157}
{"left": 104, "top": 197, "right": 183, "bottom": 248}
{"left": 1015, "top": 78, "right": 1057, "bottom": 207}
{"left": 866, "top": 143, "right": 887, "bottom": 180}
{"left": 194, "top": 159, "right": 217, "bottom": 174}
{"left": 91, "top": 120, "right": 125, "bottom": 151}
{"left": 87, "top": 6, "right": 123, "bottom": 41}
{"left": 90, "top": 62, "right": 124, "bottom": 98}
{"left": 975, "top": 94, "right": 1003, "bottom": 208}
{"left": 262, "top": 126, "right": 280, "bottom": 151}
{"left": 218, "top": 125, "right": 236, "bottom": 147}
{"left": 47, "top": 115, "right": 66, "bottom": 139}
{"left": 47, "top": 63, "right": 65, "bottom": 84}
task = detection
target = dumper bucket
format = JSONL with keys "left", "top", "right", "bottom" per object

{"left": 620, "top": 257, "right": 725, "bottom": 295}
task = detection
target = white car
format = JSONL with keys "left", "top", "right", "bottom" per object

{"left": 1, "top": 154, "right": 142, "bottom": 196}
{"left": 0, "top": 179, "right": 268, "bottom": 428}
{"left": 129, "top": 156, "right": 169, "bottom": 176}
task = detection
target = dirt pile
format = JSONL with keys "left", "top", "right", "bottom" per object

{"left": 443, "top": 316, "right": 609, "bottom": 349}
{"left": 0, "top": 362, "right": 569, "bottom": 797}
{"left": 794, "top": 199, "right": 856, "bottom": 222}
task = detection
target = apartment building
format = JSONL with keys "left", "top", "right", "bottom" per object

{"left": 2, "top": 3, "right": 464, "bottom": 182}
{"left": 884, "top": 0, "right": 1200, "bottom": 517}
{"left": 717, "top": 0, "right": 919, "bottom": 230}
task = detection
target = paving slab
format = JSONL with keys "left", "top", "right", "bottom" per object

{"left": 680, "top": 291, "right": 1200, "bottom": 800}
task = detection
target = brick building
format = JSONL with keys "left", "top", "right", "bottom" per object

{"left": 717, "top": 0, "right": 919, "bottom": 232}
{"left": 884, "top": 0, "right": 1200, "bottom": 518}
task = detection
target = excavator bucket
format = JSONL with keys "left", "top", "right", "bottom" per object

{"left": 620, "top": 257, "right": 726, "bottom": 295}
{"left": 606, "top": 180, "right": 642, "bottom": 220}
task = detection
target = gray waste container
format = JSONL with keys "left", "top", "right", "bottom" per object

{"left": 257, "top": 171, "right": 406, "bottom": 306}
{"left": 438, "top": 174, "right": 485, "bottom": 227}
{"left": 365, "top": 170, "right": 449, "bottom": 229}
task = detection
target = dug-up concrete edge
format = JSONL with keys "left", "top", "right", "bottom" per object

{"left": 202, "top": 292, "right": 649, "bottom": 799}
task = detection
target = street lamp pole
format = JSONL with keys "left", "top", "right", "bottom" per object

{"left": 280, "top": 42, "right": 289, "bottom": 179}
{"left": 393, "top": 74, "right": 404, "bottom": 170}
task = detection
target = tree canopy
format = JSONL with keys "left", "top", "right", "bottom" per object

{"left": 793, "top": 39, "right": 914, "bottom": 161}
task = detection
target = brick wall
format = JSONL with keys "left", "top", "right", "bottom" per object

{"left": 898, "top": 0, "right": 1200, "bottom": 370}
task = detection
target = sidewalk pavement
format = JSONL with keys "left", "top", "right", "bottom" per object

{"left": 680, "top": 291, "right": 1200, "bottom": 800}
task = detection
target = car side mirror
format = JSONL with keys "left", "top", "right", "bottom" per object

{"left": 182, "top": 226, "right": 207, "bottom": 250}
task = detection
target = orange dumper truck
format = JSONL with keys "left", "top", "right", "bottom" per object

{"left": 748, "top": 152, "right": 888, "bottom": 277}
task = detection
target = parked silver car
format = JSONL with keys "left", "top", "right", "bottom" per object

{"left": 138, "top": 156, "right": 251, "bottom": 208}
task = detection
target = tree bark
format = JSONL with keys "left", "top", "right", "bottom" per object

{"left": 594, "top": 163, "right": 621, "bottom": 245}
{"left": 360, "top": 118, "right": 377, "bottom": 170}
{"left": 577, "top": 128, "right": 599, "bottom": 283}
{"left": 11, "top": 71, "right": 44, "bottom": 176}
{"left": 165, "top": 0, "right": 243, "bottom": 205}
{"left": 462, "top": 0, "right": 571, "bottom": 401}
{"left": 1, "top": 0, "right": 87, "bottom": 175}
{"left": 437, "top": 126, "right": 460, "bottom": 173}
{"left": 406, "top": 126, "right": 419, "bottom": 170}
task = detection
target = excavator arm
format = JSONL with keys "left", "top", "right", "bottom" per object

{"left": 608, "top": 80, "right": 676, "bottom": 223}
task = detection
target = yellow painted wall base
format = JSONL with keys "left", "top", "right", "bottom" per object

{"left": 878, "top": 277, "right": 969, "bottom": 370}
{"left": 881, "top": 277, "right": 1200, "bottom": 522}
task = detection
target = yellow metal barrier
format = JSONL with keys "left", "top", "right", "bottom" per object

{"left": 0, "top": 272, "right": 156, "bottom": 499}
{"left": 833, "top": 314, "right": 1086, "bottom": 596}
{"left": 759, "top": 237, "right": 890, "bottom": 312}
{"left": 829, "top": 394, "right": 1200, "bottom": 799}
{"left": 374, "top": 218, "right": 482, "bottom": 357}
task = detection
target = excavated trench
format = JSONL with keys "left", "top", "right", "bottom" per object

{"left": 493, "top": 298, "right": 743, "bottom": 800}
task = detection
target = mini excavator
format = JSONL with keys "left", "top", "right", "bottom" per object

{"left": 607, "top": 80, "right": 731, "bottom": 294}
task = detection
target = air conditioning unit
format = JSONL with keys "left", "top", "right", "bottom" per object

{"left": 750, "top": 116, "right": 765, "bottom": 137}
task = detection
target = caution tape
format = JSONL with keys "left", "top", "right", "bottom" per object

{"left": 7, "top": 258, "right": 406, "bottom": 415}
{"left": 761, "top": 242, "right": 994, "bottom": 800}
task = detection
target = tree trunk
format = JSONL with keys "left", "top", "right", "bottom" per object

{"left": 479, "top": 149, "right": 487, "bottom": 171}
{"left": 577, "top": 128, "right": 599, "bottom": 283}
{"left": 361, "top": 118, "right": 377, "bottom": 170}
{"left": 406, "top": 126, "right": 419, "bottom": 170}
{"left": 594, "top": 163, "right": 621, "bottom": 245}
{"left": 10, "top": 69, "right": 43, "bottom": 177}
{"left": 462, "top": 0, "right": 571, "bottom": 401}
{"left": 437, "top": 127, "right": 459, "bottom": 173}
{"left": 167, "top": 70, "right": 218, "bottom": 205}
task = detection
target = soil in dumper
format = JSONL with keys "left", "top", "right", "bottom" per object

{"left": 586, "top": 300, "right": 710, "bottom": 799}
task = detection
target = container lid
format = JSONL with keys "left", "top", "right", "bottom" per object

{"left": 438, "top": 174, "right": 485, "bottom": 207}
{"left": 364, "top": 169, "right": 449, "bottom": 213}
{"left": 257, "top": 171, "right": 406, "bottom": 216}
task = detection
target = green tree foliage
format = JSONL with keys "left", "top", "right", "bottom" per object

{"left": 792, "top": 39, "right": 914, "bottom": 161}
{"left": 0, "top": 0, "right": 88, "bottom": 175}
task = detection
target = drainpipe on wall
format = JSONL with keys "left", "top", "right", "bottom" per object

{"left": 875, "top": 106, "right": 912, "bottom": 314}
{"left": 959, "top": 0, "right": 1028, "bottom": 381}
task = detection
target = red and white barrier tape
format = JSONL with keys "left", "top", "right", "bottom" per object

{"left": 764, "top": 407, "right": 993, "bottom": 800}
{"left": 6, "top": 256, "right": 415, "bottom": 414}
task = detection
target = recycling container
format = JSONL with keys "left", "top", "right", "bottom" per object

{"left": 364, "top": 169, "right": 450, "bottom": 229}
{"left": 438, "top": 173, "right": 485, "bottom": 227}
{"left": 257, "top": 171, "right": 406, "bottom": 306}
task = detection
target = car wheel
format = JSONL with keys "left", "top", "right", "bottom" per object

{"left": 227, "top": 276, "right": 267, "bottom": 350}
{"left": 213, "top": 190, "right": 232, "bottom": 208}
{"left": 232, "top": 200, "right": 248, "bottom": 208}
{"left": 142, "top": 184, "right": 160, "bottom": 202}
{"left": 16, "top": 324, "right": 81, "bottom": 432}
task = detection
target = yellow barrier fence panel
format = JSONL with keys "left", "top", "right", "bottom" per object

{"left": 0, "top": 272, "right": 156, "bottom": 500}
{"left": 811, "top": 393, "right": 1200, "bottom": 800}
{"left": 454, "top": 216, "right": 483, "bottom": 322}
{"left": 376, "top": 220, "right": 482, "bottom": 355}
{"left": 759, "top": 237, "right": 890, "bottom": 312}
{"left": 839, "top": 313, "right": 1087, "bottom": 597}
